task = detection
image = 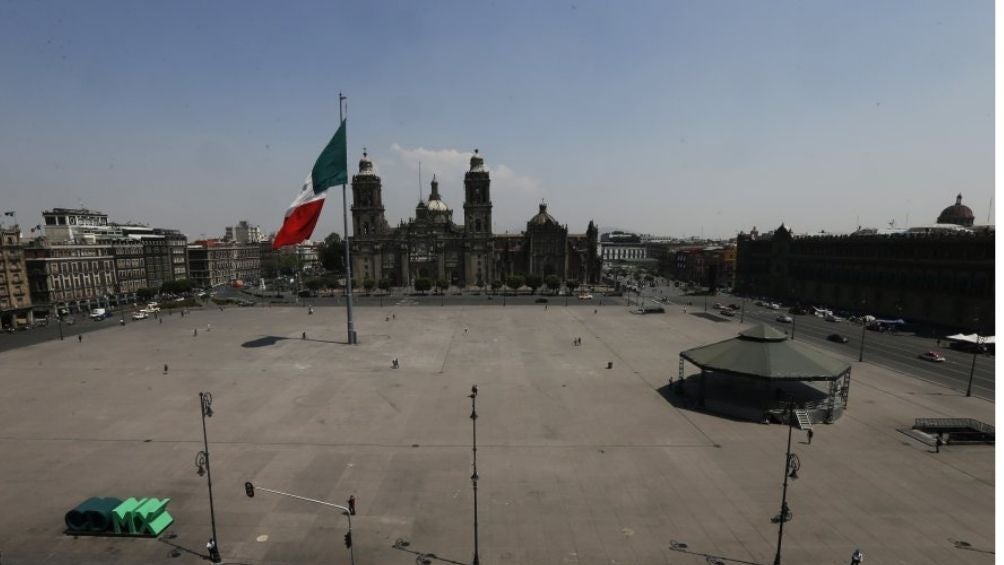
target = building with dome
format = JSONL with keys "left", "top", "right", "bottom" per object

{"left": 735, "top": 195, "right": 994, "bottom": 330}
{"left": 936, "top": 193, "right": 976, "bottom": 227}
{"left": 349, "top": 149, "right": 600, "bottom": 288}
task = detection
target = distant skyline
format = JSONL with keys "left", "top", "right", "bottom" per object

{"left": 0, "top": 1, "right": 994, "bottom": 240}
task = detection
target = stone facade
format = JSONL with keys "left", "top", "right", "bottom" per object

{"left": 0, "top": 227, "right": 33, "bottom": 328}
{"left": 349, "top": 150, "right": 600, "bottom": 287}
{"left": 735, "top": 223, "right": 994, "bottom": 331}
{"left": 188, "top": 240, "right": 262, "bottom": 289}
{"left": 24, "top": 242, "right": 126, "bottom": 314}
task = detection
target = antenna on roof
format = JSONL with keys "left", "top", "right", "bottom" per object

{"left": 989, "top": 195, "right": 994, "bottom": 224}
{"left": 418, "top": 161, "right": 423, "bottom": 203}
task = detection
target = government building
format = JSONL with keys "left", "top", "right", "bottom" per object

{"left": 349, "top": 150, "right": 600, "bottom": 288}
{"left": 735, "top": 194, "right": 994, "bottom": 331}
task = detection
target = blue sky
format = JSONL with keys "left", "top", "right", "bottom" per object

{"left": 0, "top": 0, "right": 994, "bottom": 239}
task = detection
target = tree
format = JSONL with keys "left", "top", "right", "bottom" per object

{"left": 491, "top": 280, "right": 502, "bottom": 294}
{"left": 363, "top": 278, "right": 376, "bottom": 292}
{"left": 305, "top": 277, "right": 324, "bottom": 291}
{"left": 566, "top": 279, "right": 580, "bottom": 295}
{"left": 524, "top": 274, "right": 542, "bottom": 294}
{"left": 435, "top": 278, "right": 449, "bottom": 293}
{"left": 414, "top": 277, "right": 432, "bottom": 293}
{"left": 506, "top": 275, "right": 525, "bottom": 293}
{"left": 137, "top": 287, "right": 157, "bottom": 302}
{"left": 544, "top": 274, "right": 561, "bottom": 295}
{"left": 378, "top": 278, "right": 392, "bottom": 292}
{"left": 318, "top": 232, "right": 345, "bottom": 273}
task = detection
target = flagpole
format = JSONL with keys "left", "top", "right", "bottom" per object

{"left": 340, "top": 92, "right": 358, "bottom": 345}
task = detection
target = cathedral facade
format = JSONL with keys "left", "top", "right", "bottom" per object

{"left": 349, "top": 150, "right": 600, "bottom": 288}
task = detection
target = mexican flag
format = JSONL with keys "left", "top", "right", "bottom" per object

{"left": 272, "top": 119, "right": 348, "bottom": 249}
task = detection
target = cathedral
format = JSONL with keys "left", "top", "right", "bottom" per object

{"left": 349, "top": 149, "right": 600, "bottom": 288}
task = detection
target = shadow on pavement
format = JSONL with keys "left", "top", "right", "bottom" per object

{"left": 242, "top": 335, "right": 350, "bottom": 348}
{"left": 669, "top": 540, "right": 765, "bottom": 565}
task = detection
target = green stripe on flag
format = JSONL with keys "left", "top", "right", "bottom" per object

{"left": 311, "top": 119, "right": 348, "bottom": 192}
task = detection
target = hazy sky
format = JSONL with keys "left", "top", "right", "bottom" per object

{"left": 0, "top": 1, "right": 994, "bottom": 240}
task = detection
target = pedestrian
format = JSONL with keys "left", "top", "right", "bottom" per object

{"left": 308, "top": 306, "right": 313, "bottom": 315}
{"left": 464, "top": 327, "right": 469, "bottom": 335}
{"left": 545, "top": 304, "right": 548, "bottom": 310}
{"left": 193, "top": 328, "right": 198, "bottom": 337}
{"left": 594, "top": 309, "right": 598, "bottom": 314}
{"left": 206, "top": 538, "right": 219, "bottom": 561}
{"left": 935, "top": 435, "right": 943, "bottom": 453}
{"left": 392, "top": 313, "right": 396, "bottom": 320}
{"left": 850, "top": 548, "right": 863, "bottom": 565}
{"left": 207, "top": 323, "right": 211, "bottom": 332}
{"left": 159, "top": 318, "right": 163, "bottom": 324}
{"left": 163, "top": 364, "right": 168, "bottom": 374}
{"left": 78, "top": 334, "right": 82, "bottom": 343}
{"left": 807, "top": 429, "right": 814, "bottom": 445}
{"left": 302, "top": 331, "right": 306, "bottom": 340}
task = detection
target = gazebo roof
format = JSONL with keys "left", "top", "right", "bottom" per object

{"left": 680, "top": 324, "right": 851, "bottom": 381}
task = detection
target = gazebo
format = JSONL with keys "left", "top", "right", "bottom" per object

{"left": 678, "top": 325, "right": 852, "bottom": 423}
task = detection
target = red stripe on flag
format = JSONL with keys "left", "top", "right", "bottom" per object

{"left": 272, "top": 198, "right": 325, "bottom": 249}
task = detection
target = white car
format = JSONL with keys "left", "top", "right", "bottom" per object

{"left": 132, "top": 311, "right": 149, "bottom": 320}
{"left": 776, "top": 315, "right": 793, "bottom": 323}
{"left": 577, "top": 294, "right": 594, "bottom": 300}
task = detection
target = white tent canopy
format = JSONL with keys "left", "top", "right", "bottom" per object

{"left": 945, "top": 333, "right": 995, "bottom": 345}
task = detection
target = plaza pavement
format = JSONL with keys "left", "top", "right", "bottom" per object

{"left": 0, "top": 301, "right": 994, "bottom": 564}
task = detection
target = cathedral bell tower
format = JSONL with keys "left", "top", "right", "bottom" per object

{"left": 351, "top": 150, "right": 387, "bottom": 237}
{"left": 462, "top": 149, "right": 494, "bottom": 286}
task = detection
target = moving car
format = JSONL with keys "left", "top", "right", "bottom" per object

{"left": 577, "top": 294, "right": 593, "bottom": 300}
{"left": 719, "top": 309, "right": 735, "bottom": 317}
{"left": 776, "top": 315, "right": 793, "bottom": 323}
{"left": 131, "top": 311, "right": 149, "bottom": 320}
{"left": 827, "top": 333, "right": 849, "bottom": 343}
{"left": 89, "top": 308, "right": 109, "bottom": 321}
{"left": 918, "top": 351, "right": 946, "bottom": 363}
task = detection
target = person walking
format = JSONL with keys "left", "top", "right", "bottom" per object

{"left": 77, "top": 334, "right": 82, "bottom": 343}
{"left": 807, "top": 429, "right": 814, "bottom": 445}
{"left": 850, "top": 548, "right": 863, "bottom": 565}
{"left": 935, "top": 435, "right": 943, "bottom": 453}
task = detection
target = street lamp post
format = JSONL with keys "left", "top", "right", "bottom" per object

{"left": 196, "top": 392, "right": 221, "bottom": 563}
{"left": 244, "top": 483, "right": 355, "bottom": 565}
{"left": 857, "top": 300, "right": 868, "bottom": 362}
{"left": 966, "top": 314, "right": 981, "bottom": 397}
{"left": 469, "top": 385, "right": 481, "bottom": 565}
{"left": 772, "top": 402, "right": 800, "bottom": 565}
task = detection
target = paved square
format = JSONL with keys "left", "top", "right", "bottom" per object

{"left": 0, "top": 303, "right": 994, "bottom": 564}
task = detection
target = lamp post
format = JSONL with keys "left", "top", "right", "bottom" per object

{"left": 772, "top": 402, "right": 800, "bottom": 565}
{"left": 857, "top": 299, "right": 867, "bottom": 362}
{"left": 469, "top": 385, "right": 481, "bottom": 565}
{"left": 196, "top": 392, "right": 221, "bottom": 563}
{"left": 244, "top": 483, "right": 355, "bottom": 565}
{"left": 966, "top": 313, "right": 981, "bottom": 398}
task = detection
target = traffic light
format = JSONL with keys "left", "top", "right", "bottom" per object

{"left": 244, "top": 482, "right": 255, "bottom": 498}
{"left": 344, "top": 531, "right": 352, "bottom": 548}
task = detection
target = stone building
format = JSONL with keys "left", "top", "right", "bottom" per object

{"left": 24, "top": 242, "right": 127, "bottom": 315}
{"left": 735, "top": 197, "right": 994, "bottom": 330}
{"left": 349, "top": 149, "right": 600, "bottom": 287}
{"left": 0, "top": 227, "right": 33, "bottom": 329}
{"left": 188, "top": 240, "right": 262, "bottom": 289}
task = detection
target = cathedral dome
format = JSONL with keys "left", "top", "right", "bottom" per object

{"left": 357, "top": 150, "right": 376, "bottom": 176}
{"left": 936, "top": 194, "right": 975, "bottom": 227}
{"left": 469, "top": 148, "right": 485, "bottom": 172}
{"left": 426, "top": 175, "right": 450, "bottom": 212}
{"left": 528, "top": 203, "right": 559, "bottom": 226}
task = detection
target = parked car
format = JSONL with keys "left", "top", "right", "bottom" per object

{"left": 132, "top": 311, "right": 149, "bottom": 320}
{"left": 719, "top": 309, "right": 735, "bottom": 317}
{"left": 237, "top": 299, "right": 256, "bottom": 307}
{"left": 89, "top": 308, "right": 109, "bottom": 321}
{"left": 825, "top": 314, "right": 843, "bottom": 323}
{"left": 918, "top": 351, "right": 946, "bottom": 363}
{"left": 827, "top": 333, "right": 849, "bottom": 343}
{"left": 577, "top": 294, "right": 594, "bottom": 300}
{"left": 776, "top": 315, "right": 793, "bottom": 323}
